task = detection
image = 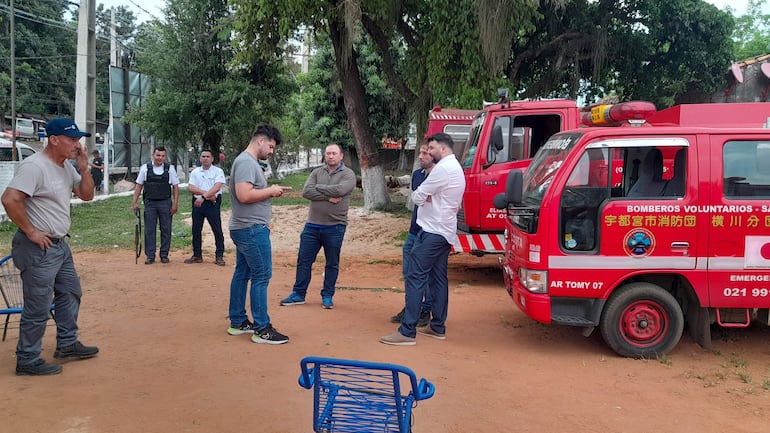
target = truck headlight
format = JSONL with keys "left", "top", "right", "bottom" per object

{"left": 519, "top": 268, "right": 548, "bottom": 294}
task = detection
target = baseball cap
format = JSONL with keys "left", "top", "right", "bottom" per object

{"left": 45, "top": 117, "right": 92, "bottom": 138}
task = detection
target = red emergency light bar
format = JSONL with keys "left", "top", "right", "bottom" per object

{"left": 581, "top": 101, "right": 657, "bottom": 127}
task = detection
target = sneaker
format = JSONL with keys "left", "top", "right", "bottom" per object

{"left": 417, "top": 325, "right": 446, "bottom": 340}
{"left": 54, "top": 341, "right": 99, "bottom": 360}
{"left": 418, "top": 310, "right": 431, "bottom": 327}
{"left": 215, "top": 257, "right": 226, "bottom": 266}
{"left": 390, "top": 308, "right": 404, "bottom": 323}
{"left": 389, "top": 308, "right": 429, "bottom": 326}
{"left": 379, "top": 331, "right": 416, "bottom": 346}
{"left": 251, "top": 324, "right": 289, "bottom": 345}
{"left": 16, "top": 359, "right": 63, "bottom": 376}
{"left": 227, "top": 320, "right": 255, "bottom": 335}
{"left": 184, "top": 256, "right": 203, "bottom": 264}
{"left": 160, "top": 257, "right": 170, "bottom": 264}
{"left": 322, "top": 296, "right": 334, "bottom": 309}
{"left": 280, "top": 292, "right": 306, "bottom": 306}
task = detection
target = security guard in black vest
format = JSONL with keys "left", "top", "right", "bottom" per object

{"left": 132, "top": 146, "right": 180, "bottom": 264}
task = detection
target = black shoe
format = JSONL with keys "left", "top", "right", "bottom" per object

{"left": 418, "top": 310, "right": 431, "bottom": 327}
{"left": 251, "top": 324, "right": 289, "bottom": 345}
{"left": 184, "top": 256, "right": 203, "bottom": 264}
{"left": 145, "top": 258, "right": 155, "bottom": 265}
{"left": 54, "top": 341, "right": 99, "bottom": 360}
{"left": 160, "top": 257, "right": 170, "bottom": 264}
{"left": 390, "top": 308, "right": 405, "bottom": 323}
{"left": 16, "top": 359, "right": 63, "bottom": 376}
{"left": 227, "top": 320, "right": 255, "bottom": 335}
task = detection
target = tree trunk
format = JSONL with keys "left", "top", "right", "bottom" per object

{"left": 329, "top": 19, "right": 391, "bottom": 211}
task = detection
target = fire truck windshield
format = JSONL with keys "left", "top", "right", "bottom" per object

{"left": 461, "top": 112, "right": 486, "bottom": 168}
{"left": 522, "top": 132, "right": 583, "bottom": 205}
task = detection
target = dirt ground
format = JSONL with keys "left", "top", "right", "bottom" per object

{"left": 3, "top": 204, "right": 770, "bottom": 433}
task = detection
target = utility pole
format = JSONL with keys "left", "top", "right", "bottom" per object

{"left": 75, "top": 0, "right": 96, "bottom": 151}
{"left": 10, "top": 0, "right": 16, "bottom": 161}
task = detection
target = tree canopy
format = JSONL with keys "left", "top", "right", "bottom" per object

{"left": 132, "top": 0, "right": 293, "bottom": 156}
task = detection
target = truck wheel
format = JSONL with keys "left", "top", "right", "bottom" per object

{"left": 600, "top": 282, "right": 683, "bottom": 358}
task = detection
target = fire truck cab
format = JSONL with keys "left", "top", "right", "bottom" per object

{"left": 496, "top": 102, "right": 770, "bottom": 357}
{"left": 454, "top": 94, "right": 582, "bottom": 255}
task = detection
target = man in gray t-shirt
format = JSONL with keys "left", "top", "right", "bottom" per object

{"left": 1, "top": 117, "right": 100, "bottom": 376}
{"left": 226, "top": 124, "right": 293, "bottom": 345}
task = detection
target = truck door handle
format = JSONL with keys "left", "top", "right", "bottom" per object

{"left": 671, "top": 242, "right": 689, "bottom": 249}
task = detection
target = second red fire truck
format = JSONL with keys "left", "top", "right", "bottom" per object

{"left": 495, "top": 101, "right": 770, "bottom": 357}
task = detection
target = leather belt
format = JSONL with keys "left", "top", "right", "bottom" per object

{"left": 48, "top": 237, "right": 65, "bottom": 244}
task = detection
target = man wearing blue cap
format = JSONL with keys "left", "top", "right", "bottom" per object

{"left": 1, "top": 117, "right": 100, "bottom": 376}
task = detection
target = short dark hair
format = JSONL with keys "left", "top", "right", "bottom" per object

{"left": 200, "top": 149, "right": 213, "bottom": 157}
{"left": 253, "top": 124, "right": 282, "bottom": 146}
{"left": 326, "top": 143, "right": 343, "bottom": 153}
{"left": 153, "top": 145, "right": 167, "bottom": 153}
{"left": 426, "top": 132, "right": 454, "bottom": 150}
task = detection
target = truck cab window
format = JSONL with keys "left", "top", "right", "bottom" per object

{"left": 724, "top": 141, "right": 770, "bottom": 198}
{"left": 560, "top": 148, "right": 611, "bottom": 252}
{"left": 622, "top": 145, "right": 686, "bottom": 199}
{"left": 462, "top": 114, "right": 484, "bottom": 169}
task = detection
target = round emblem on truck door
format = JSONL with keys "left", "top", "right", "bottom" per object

{"left": 623, "top": 228, "right": 655, "bottom": 258}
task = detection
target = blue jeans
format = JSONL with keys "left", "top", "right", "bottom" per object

{"left": 402, "top": 232, "right": 432, "bottom": 311}
{"left": 228, "top": 224, "right": 272, "bottom": 330}
{"left": 191, "top": 196, "right": 224, "bottom": 258}
{"left": 399, "top": 230, "right": 450, "bottom": 338}
{"left": 144, "top": 198, "right": 172, "bottom": 259}
{"left": 292, "top": 223, "right": 346, "bottom": 298}
{"left": 12, "top": 231, "right": 81, "bottom": 365}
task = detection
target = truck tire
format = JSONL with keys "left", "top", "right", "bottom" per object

{"left": 600, "top": 282, "right": 684, "bottom": 358}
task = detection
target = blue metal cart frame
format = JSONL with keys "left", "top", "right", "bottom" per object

{"left": 298, "top": 356, "right": 436, "bottom": 433}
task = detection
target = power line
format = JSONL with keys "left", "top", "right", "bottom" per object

{"left": 1, "top": 51, "right": 113, "bottom": 60}
{"left": 124, "top": 0, "right": 162, "bottom": 22}
{"left": 0, "top": 4, "right": 77, "bottom": 33}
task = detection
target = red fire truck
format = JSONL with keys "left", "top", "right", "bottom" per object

{"left": 495, "top": 101, "right": 770, "bottom": 357}
{"left": 427, "top": 93, "right": 585, "bottom": 255}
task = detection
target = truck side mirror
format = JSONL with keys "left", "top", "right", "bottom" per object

{"left": 493, "top": 193, "right": 509, "bottom": 209}
{"left": 505, "top": 169, "right": 523, "bottom": 204}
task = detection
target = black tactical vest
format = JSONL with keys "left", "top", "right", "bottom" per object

{"left": 142, "top": 162, "right": 171, "bottom": 200}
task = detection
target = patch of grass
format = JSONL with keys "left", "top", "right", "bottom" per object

{"left": 657, "top": 354, "right": 673, "bottom": 366}
{"left": 738, "top": 372, "right": 752, "bottom": 384}
{"left": 0, "top": 170, "right": 414, "bottom": 253}
{"left": 270, "top": 172, "right": 309, "bottom": 190}
{"left": 730, "top": 354, "right": 749, "bottom": 369}
{"left": 762, "top": 378, "right": 770, "bottom": 391}
{"left": 1, "top": 187, "right": 230, "bottom": 252}
{"left": 367, "top": 259, "right": 401, "bottom": 265}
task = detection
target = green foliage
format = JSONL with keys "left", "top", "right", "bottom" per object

{"left": 132, "top": 0, "right": 292, "bottom": 158}
{"left": 731, "top": 0, "right": 770, "bottom": 60}
{"left": 421, "top": 0, "right": 519, "bottom": 107}
{"left": 0, "top": 0, "right": 78, "bottom": 118}
{"left": 504, "top": 0, "right": 735, "bottom": 107}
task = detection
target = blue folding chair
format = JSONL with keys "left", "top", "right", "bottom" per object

{"left": 298, "top": 356, "right": 435, "bottom": 433}
{"left": 0, "top": 255, "right": 55, "bottom": 341}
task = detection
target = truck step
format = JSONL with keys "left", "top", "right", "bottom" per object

{"left": 715, "top": 308, "right": 750, "bottom": 328}
{"left": 552, "top": 315, "right": 595, "bottom": 326}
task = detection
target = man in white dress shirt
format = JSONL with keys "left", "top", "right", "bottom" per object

{"left": 380, "top": 132, "right": 466, "bottom": 346}
{"left": 185, "top": 149, "right": 227, "bottom": 266}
